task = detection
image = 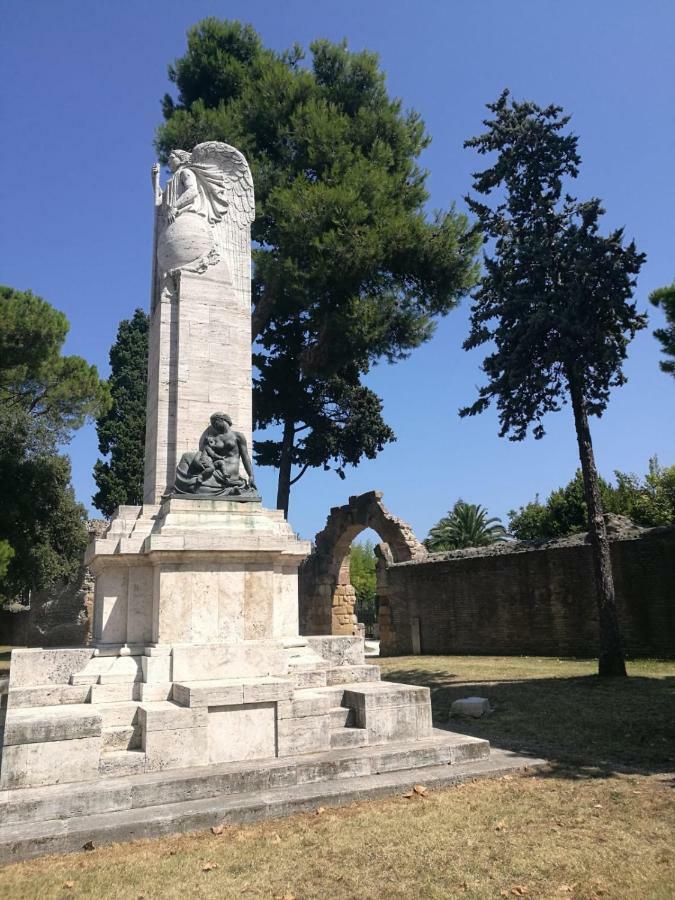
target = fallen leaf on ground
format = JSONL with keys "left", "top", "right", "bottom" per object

{"left": 413, "top": 784, "right": 428, "bottom": 796}
{"left": 511, "top": 886, "right": 529, "bottom": 896}
{"left": 202, "top": 862, "right": 218, "bottom": 872}
{"left": 211, "top": 825, "right": 224, "bottom": 835}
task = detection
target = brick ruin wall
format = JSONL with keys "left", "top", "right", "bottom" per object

{"left": 379, "top": 526, "right": 675, "bottom": 658}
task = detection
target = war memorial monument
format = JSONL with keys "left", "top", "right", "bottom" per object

{"left": 0, "top": 142, "right": 530, "bottom": 859}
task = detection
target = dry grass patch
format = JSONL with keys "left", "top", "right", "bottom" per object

{"left": 0, "top": 770, "right": 673, "bottom": 899}
{"left": 378, "top": 656, "right": 675, "bottom": 772}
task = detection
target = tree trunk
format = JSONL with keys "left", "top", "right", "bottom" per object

{"left": 569, "top": 378, "right": 627, "bottom": 676}
{"left": 276, "top": 418, "right": 295, "bottom": 518}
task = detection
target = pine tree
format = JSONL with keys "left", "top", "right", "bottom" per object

{"left": 156, "top": 20, "right": 480, "bottom": 515}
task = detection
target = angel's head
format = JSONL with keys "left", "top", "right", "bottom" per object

{"left": 168, "top": 149, "right": 192, "bottom": 172}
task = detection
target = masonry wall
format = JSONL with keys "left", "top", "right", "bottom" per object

{"left": 0, "top": 521, "right": 105, "bottom": 649}
{"left": 380, "top": 528, "right": 675, "bottom": 658}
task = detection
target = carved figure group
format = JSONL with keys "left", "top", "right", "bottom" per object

{"left": 174, "top": 412, "right": 260, "bottom": 501}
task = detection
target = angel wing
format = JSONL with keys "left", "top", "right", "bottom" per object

{"left": 191, "top": 141, "right": 255, "bottom": 225}
{"left": 191, "top": 141, "right": 255, "bottom": 308}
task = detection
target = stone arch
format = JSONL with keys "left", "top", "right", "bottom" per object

{"left": 299, "top": 491, "right": 427, "bottom": 637}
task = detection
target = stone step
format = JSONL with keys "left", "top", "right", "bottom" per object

{"left": 100, "top": 702, "right": 140, "bottom": 728}
{"left": 98, "top": 749, "right": 145, "bottom": 778}
{"left": 325, "top": 665, "right": 381, "bottom": 686}
{"left": 6, "top": 684, "right": 91, "bottom": 709}
{"left": 0, "top": 746, "right": 545, "bottom": 864}
{"left": 102, "top": 725, "right": 141, "bottom": 752}
{"left": 293, "top": 670, "right": 327, "bottom": 689}
{"left": 90, "top": 683, "right": 141, "bottom": 704}
{"left": 0, "top": 730, "right": 491, "bottom": 828}
{"left": 330, "top": 727, "right": 368, "bottom": 749}
{"left": 329, "top": 706, "right": 354, "bottom": 728}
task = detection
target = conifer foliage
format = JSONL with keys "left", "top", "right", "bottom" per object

{"left": 156, "top": 19, "right": 480, "bottom": 515}
{"left": 461, "top": 92, "right": 646, "bottom": 676}
{"left": 93, "top": 309, "right": 149, "bottom": 517}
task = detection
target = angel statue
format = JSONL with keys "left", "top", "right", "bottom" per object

{"left": 150, "top": 142, "right": 255, "bottom": 287}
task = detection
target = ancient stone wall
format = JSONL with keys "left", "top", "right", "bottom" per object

{"left": 0, "top": 521, "right": 106, "bottom": 648}
{"left": 299, "top": 491, "right": 426, "bottom": 636}
{"left": 380, "top": 524, "right": 675, "bottom": 658}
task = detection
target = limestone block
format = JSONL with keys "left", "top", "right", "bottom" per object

{"left": 342, "top": 683, "right": 430, "bottom": 711}
{"left": 272, "top": 566, "right": 300, "bottom": 639}
{"left": 3, "top": 706, "right": 102, "bottom": 746}
{"left": 172, "top": 680, "right": 245, "bottom": 708}
{"left": 171, "top": 642, "right": 287, "bottom": 682}
{"left": 143, "top": 726, "right": 208, "bottom": 772}
{"left": 416, "top": 702, "right": 433, "bottom": 737}
{"left": 8, "top": 649, "right": 94, "bottom": 690}
{"left": 8, "top": 685, "right": 91, "bottom": 709}
{"left": 126, "top": 565, "right": 153, "bottom": 644}
{"left": 90, "top": 683, "right": 141, "bottom": 704}
{"left": 100, "top": 702, "right": 139, "bottom": 727}
{"left": 217, "top": 567, "right": 246, "bottom": 642}
{"left": 293, "top": 670, "right": 327, "bottom": 689}
{"left": 305, "top": 636, "right": 365, "bottom": 667}
{"left": 139, "top": 682, "right": 174, "bottom": 702}
{"left": 142, "top": 654, "right": 172, "bottom": 684}
{"left": 450, "top": 697, "right": 492, "bottom": 718}
{"left": 0, "top": 737, "right": 101, "bottom": 789}
{"left": 138, "top": 701, "right": 207, "bottom": 732}
{"left": 244, "top": 567, "right": 274, "bottom": 640}
{"left": 359, "top": 705, "right": 419, "bottom": 745}
{"left": 277, "top": 714, "right": 331, "bottom": 756}
{"left": 207, "top": 702, "right": 276, "bottom": 764}
{"left": 93, "top": 567, "right": 129, "bottom": 645}
{"left": 277, "top": 693, "right": 332, "bottom": 720}
{"left": 241, "top": 678, "right": 294, "bottom": 703}
{"left": 70, "top": 656, "right": 116, "bottom": 685}
{"left": 98, "top": 655, "right": 143, "bottom": 685}
{"left": 325, "top": 665, "right": 380, "bottom": 686}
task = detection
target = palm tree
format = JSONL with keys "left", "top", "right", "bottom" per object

{"left": 424, "top": 500, "right": 509, "bottom": 551}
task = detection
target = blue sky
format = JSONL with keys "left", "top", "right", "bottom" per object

{"left": 2, "top": 0, "right": 674, "bottom": 543}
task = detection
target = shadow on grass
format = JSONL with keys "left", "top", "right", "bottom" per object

{"left": 382, "top": 665, "right": 675, "bottom": 776}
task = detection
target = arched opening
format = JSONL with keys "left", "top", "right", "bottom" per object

{"left": 346, "top": 528, "right": 380, "bottom": 639}
{"left": 298, "top": 491, "right": 427, "bottom": 643}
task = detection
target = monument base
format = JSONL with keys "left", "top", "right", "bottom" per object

{"left": 0, "top": 500, "right": 503, "bottom": 815}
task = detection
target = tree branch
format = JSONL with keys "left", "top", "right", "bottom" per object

{"left": 289, "top": 463, "right": 310, "bottom": 486}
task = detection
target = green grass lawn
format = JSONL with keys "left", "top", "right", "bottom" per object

{"left": 377, "top": 655, "right": 675, "bottom": 773}
{"left": 1, "top": 655, "right": 673, "bottom": 899}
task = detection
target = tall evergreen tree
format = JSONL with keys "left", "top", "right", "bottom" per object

{"left": 649, "top": 282, "right": 675, "bottom": 377}
{"left": 460, "top": 92, "right": 646, "bottom": 676}
{"left": 93, "top": 309, "right": 149, "bottom": 517}
{"left": 0, "top": 285, "right": 108, "bottom": 602}
{"left": 156, "top": 19, "right": 480, "bottom": 515}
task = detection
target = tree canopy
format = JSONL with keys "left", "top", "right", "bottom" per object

{"left": 508, "top": 460, "right": 675, "bottom": 541}
{"left": 460, "top": 92, "right": 646, "bottom": 676}
{"left": 0, "top": 286, "right": 108, "bottom": 603}
{"left": 649, "top": 282, "right": 675, "bottom": 377}
{"left": 424, "top": 501, "right": 508, "bottom": 551}
{"left": 93, "top": 309, "right": 149, "bottom": 517}
{"left": 156, "top": 19, "right": 480, "bottom": 514}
